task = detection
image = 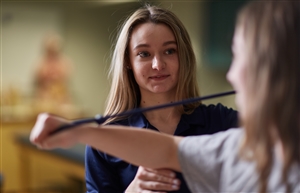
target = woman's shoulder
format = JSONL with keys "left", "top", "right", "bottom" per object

{"left": 197, "top": 103, "right": 236, "bottom": 111}
{"left": 191, "top": 103, "right": 238, "bottom": 128}
{"left": 193, "top": 103, "right": 237, "bottom": 117}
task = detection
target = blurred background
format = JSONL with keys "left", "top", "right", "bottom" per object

{"left": 1, "top": 0, "right": 247, "bottom": 192}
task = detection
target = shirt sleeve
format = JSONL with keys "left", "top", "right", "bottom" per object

{"left": 178, "top": 129, "right": 243, "bottom": 192}
{"left": 85, "top": 146, "right": 123, "bottom": 193}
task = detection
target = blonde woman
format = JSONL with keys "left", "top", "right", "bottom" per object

{"left": 89, "top": 4, "right": 237, "bottom": 193}
{"left": 33, "top": 4, "right": 239, "bottom": 193}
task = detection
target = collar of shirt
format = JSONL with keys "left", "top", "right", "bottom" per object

{"left": 127, "top": 105, "right": 206, "bottom": 135}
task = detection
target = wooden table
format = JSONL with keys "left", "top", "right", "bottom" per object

{"left": 16, "top": 133, "right": 86, "bottom": 193}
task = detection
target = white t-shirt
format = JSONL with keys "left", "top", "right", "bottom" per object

{"left": 178, "top": 128, "right": 300, "bottom": 192}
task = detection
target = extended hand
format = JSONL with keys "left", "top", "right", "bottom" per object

{"left": 30, "top": 113, "right": 80, "bottom": 149}
{"left": 125, "top": 166, "right": 180, "bottom": 193}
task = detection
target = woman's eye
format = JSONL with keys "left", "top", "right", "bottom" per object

{"left": 138, "top": 52, "right": 150, "bottom": 58}
{"left": 165, "top": 48, "right": 176, "bottom": 55}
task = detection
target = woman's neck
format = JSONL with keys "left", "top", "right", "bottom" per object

{"left": 144, "top": 108, "right": 181, "bottom": 135}
{"left": 140, "top": 92, "right": 181, "bottom": 135}
{"left": 140, "top": 89, "right": 177, "bottom": 107}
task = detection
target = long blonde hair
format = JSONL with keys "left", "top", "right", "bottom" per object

{"left": 237, "top": 1, "right": 300, "bottom": 192}
{"left": 104, "top": 5, "right": 200, "bottom": 123}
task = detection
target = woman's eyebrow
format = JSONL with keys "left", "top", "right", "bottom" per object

{"left": 163, "top": 40, "right": 177, "bottom": 46}
{"left": 133, "top": 43, "right": 150, "bottom": 50}
{"left": 133, "top": 40, "right": 177, "bottom": 50}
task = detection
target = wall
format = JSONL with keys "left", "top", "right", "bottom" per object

{"left": 2, "top": 2, "right": 64, "bottom": 95}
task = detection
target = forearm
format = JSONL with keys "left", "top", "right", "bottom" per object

{"left": 78, "top": 125, "right": 182, "bottom": 172}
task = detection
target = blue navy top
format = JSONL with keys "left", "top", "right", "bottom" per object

{"left": 85, "top": 103, "right": 238, "bottom": 193}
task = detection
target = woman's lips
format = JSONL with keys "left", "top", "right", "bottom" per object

{"left": 149, "top": 75, "right": 170, "bottom": 81}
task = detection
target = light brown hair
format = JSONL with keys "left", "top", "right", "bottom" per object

{"left": 104, "top": 4, "right": 200, "bottom": 123}
{"left": 237, "top": 1, "right": 300, "bottom": 192}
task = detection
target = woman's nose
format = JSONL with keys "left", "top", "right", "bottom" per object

{"left": 152, "top": 55, "right": 166, "bottom": 70}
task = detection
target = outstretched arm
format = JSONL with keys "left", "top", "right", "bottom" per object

{"left": 30, "top": 113, "right": 182, "bottom": 172}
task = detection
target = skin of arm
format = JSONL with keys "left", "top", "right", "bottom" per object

{"left": 81, "top": 125, "right": 182, "bottom": 171}
{"left": 30, "top": 113, "right": 182, "bottom": 172}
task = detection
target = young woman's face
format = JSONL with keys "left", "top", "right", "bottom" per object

{"left": 227, "top": 27, "right": 249, "bottom": 113}
{"left": 128, "top": 23, "right": 179, "bottom": 96}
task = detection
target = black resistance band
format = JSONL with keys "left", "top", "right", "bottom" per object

{"left": 52, "top": 90, "right": 235, "bottom": 134}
